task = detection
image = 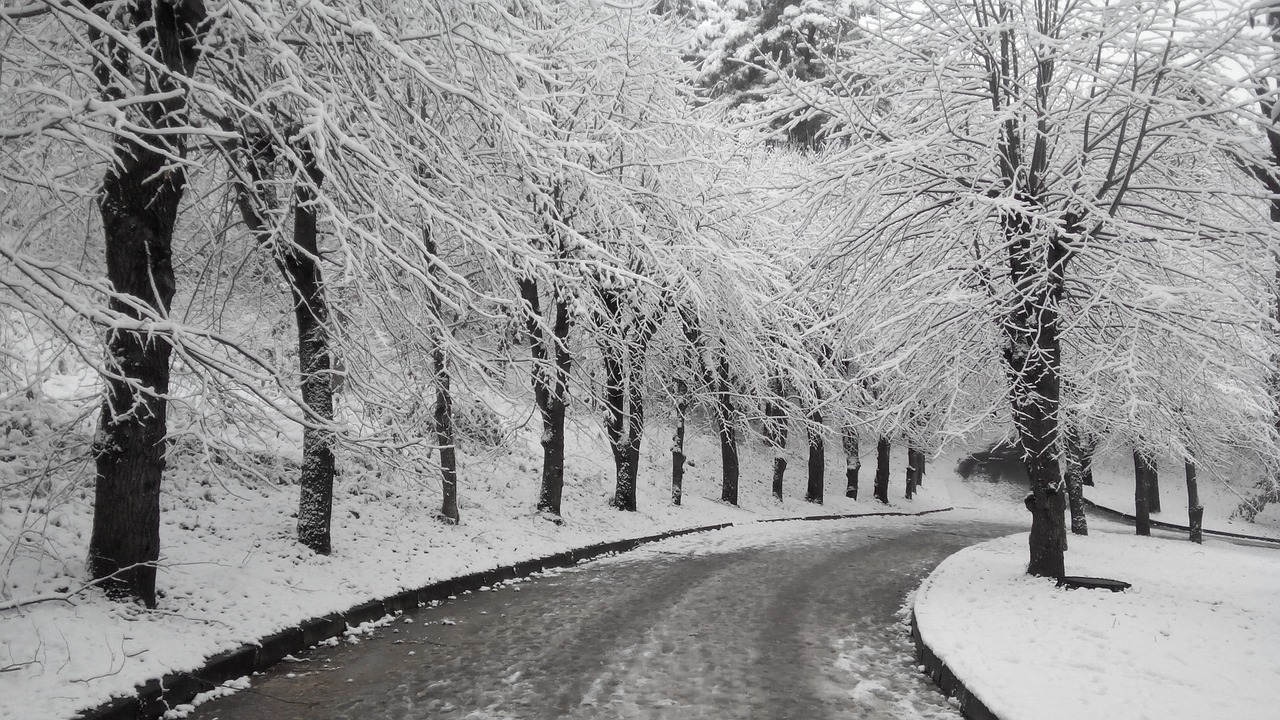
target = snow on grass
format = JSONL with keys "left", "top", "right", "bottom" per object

{"left": 0, "top": 395, "right": 951, "bottom": 720}
{"left": 914, "top": 530, "right": 1280, "bottom": 720}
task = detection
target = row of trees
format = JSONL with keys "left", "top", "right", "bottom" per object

{"left": 1, "top": 0, "right": 932, "bottom": 609}
{"left": 4, "top": 0, "right": 1280, "bottom": 609}
{"left": 722, "top": 0, "right": 1280, "bottom": 574}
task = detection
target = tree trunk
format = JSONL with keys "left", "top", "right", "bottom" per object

{"left": 1001, "top": 204, "right": 1072, "bottom": 579}
{"left": 672, "top": 375, "right": 687, "bottom": 506}
{"left": 1185, "top": 459, "right": 1203, "bottom": 544}
{"left": 283, "top": 144, "right": 336, "bottom": 556}
{"left": 424, "top": 231, "right": 458, "bottom": 524}
{"left": 905, "top": 446, "right": 923, "bottom": 500}
{"left": 520, "top": 278, "right": 570, "bottom": 520}
{"left": 1134, "top": 448, "right": 1153, "bottom": 536}
{"left": 678, "top": 308, "right": 735, "bottom": 505}
{"left": 1020, "top": 426, "right": 1067, "bottom": 576}
{"left": 1063, "top": 431, "right": 1088, "bottom": 535}
{"left": 602, "top": 341, "right": 631, "bottom": 510}
{"left": 598, "top": 293, "right": 664, "bottom": 513}
{"left": 806, "top": 407, "right": 824, "bottom": 504}
{"left": 842, "top": 428, "right": 859, "bottom": 499}
{"left": 764, "top": 378, "right": 788, "bottom": 501}
{"left": 714, "top": 357, "right": 739, "bottom": 505}
{"left": 230, "top": 134, "right": 335, "bottom": 552}
{"left": 1147, "top": 458, "right": 1161, "bottom": 514}
{"left": 616, "top": 366, "right": 646, "bottom": 512}
{"left": 873, "top": 436, "right": 890, "bottom": 504}
{"left": 86, "top": 0, "right": 206, "bottom": 609}
{"left": 434, "top": 345, "right": 458, "bottom": 524}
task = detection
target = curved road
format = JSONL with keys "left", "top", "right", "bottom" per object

{"left": 190, "top": 514, "right": 1019, "bottom": 720}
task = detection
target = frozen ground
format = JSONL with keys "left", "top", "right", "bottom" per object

{"left": 915, "top": 526, "right": 1280, "bottom": 720}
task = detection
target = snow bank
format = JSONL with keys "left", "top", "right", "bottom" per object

{"left": 914, "top": 531, "right": 1280, "bottom": 720}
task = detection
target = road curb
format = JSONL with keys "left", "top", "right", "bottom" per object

{"left": 758, "top": 506, "right": 954, "bottom": 523}
{"left": 75, "top": 506, "right": 953, "bottom": 720}
{"left": 1082, "top": 498, "right": 1280, "bottom": 546}
{"left": 910, "top": 610, "right": 1002, "bottom": 720}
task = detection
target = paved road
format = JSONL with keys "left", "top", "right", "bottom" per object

{"left": 189, "top": 515, "right": 1019, "bottom": 720}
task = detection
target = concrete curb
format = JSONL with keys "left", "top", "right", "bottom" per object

{"left": 76, "top": 506, "right": 953, "bottom": 720}
{"left": 910, "top": 610, "right": 1002, "bottom": 720}
{"left": 1082, "top": 498, "right": 1280, "bottom": 547}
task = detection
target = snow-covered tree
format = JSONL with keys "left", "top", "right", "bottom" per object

{"left": 803, "top": 0, "right": 1276, "bottom": 575}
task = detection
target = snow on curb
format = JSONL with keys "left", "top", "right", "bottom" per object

{"left": 77, "top": 508, "right": 952, "bottom": 720}
{"left": 909, "top": 612, "right": 1000, "bottom": 720}
{"left": 910, "top": 553, "right": 1004, "bottom": 720}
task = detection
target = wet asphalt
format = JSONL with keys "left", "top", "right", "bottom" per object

{"left": 187, "top": 515, "right": 1020, "bottom": 720}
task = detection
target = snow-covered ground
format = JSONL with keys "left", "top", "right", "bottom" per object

{"left": 8, "top": 358, "right": 1280, "bottom": 720}
{"left": 0, "top": 386, "right": 949, "bottom": 720}
{"left": 914, "top": 523, "right": 1280, "bottom": 720}
{"left": 1082, "top": 450, "right": 1280, "bottom": 539}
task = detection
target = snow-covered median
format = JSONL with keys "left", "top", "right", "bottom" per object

{"left": 914, "top": 531, "right": 1280, "bottom": 720}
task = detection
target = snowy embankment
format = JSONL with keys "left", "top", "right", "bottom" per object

{"left": 0, "top": 401, "right": 948, "bottom": 720}
{"left": 914, "top": 530, "right": 1280, "bottom": 720}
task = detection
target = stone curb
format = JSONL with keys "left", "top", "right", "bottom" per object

{"left": 1082, "top": 498, "right": 1280, "bottom": 547}
{"left": 910, "top": 610, "right": 1002, "bottom": 720}
{"left": 76, "top": 506, "right": 953, "bottom": 720}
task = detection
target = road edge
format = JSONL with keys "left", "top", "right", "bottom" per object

{"left": 910, "top": 610, "right": 1002, "bottom": 720}
{"left": 911, "top": 563, "right": 1004, "bottom": 720}
{"left": 77, "top": 507, "right": 953, "bottom": 720}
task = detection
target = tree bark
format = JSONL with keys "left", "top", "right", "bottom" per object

{"left": 621, "top": 370, "right": 645, "bottom": 511}
{"left": 520, "top": 277, "right": 570, "bottom": 520}
{"left": 905, "top": 446, "right": 923, "bottom": 500}
{"left": 678, "top": 308, "right": 736, "bottom": 505}
{"left": 286, "top": 144, "right": 336, "bottom": 555}
{"left": 1063, "top": 429, "right": 1089, "bottom": 535}
{"left": 434, "top": 345, "right": 458, "bottom": 524}
{"left": 1147, "top": 458, "right": 1161, "bottom": 514}
{"left": 423, "top": 231, "right": 458, "bottom": 524}
{"left": 873, "top": 436, "right": 890, "bottom": 504}
{"left": 1185, "top": 458, "right": 1203, "bottom": 544}
{"left": 230, "top": 133, "right": 335, "bottom": 552}
{"left": 764, "top": 378, "right": 788, "bottom": 501}
{"left": 601, "top": 340, "right": 630, "bottom": 509}
{"left": 1000, "top": 202, "right": 1072, "bottom": 579}
{"left": 672, "top": 378, "right": 686, "bottom": 506}
{"left": 598, "top": 292, "right": 665, "bottom": 512}
{"left": 842, "top": 428, "right": 859, "bottom": 499}
{"left": 714, "top": 356, "right": 739, "bottom": 505}
{"left": 806, "top": 406, "right": 824, "bottom": 504}
{"left": 1134, "top": 448, "right": 1153, "bottom": 536}
{"left": 87, "top": 0, "right": 207, "bottom": 606}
